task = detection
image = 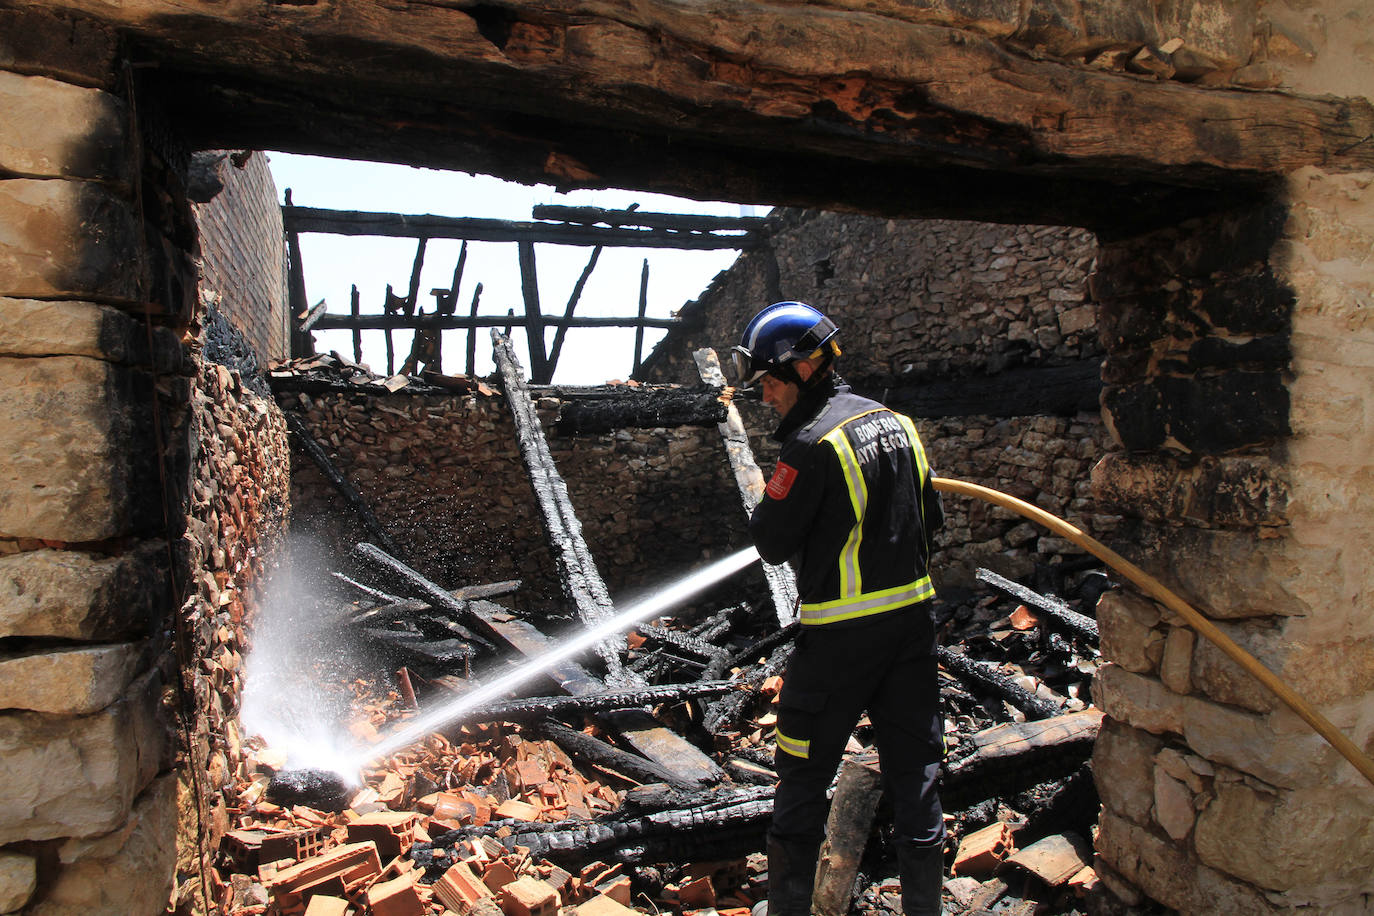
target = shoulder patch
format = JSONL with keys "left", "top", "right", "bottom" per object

{"left": 766, "top": 461, "right": 799, "bottom": 499}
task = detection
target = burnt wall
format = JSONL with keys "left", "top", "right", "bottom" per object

{"left": 280, "top": 384, "right": 753, "bottom": 618}
{"left": 191, "top": 151, "right": 290, "bottom": 363}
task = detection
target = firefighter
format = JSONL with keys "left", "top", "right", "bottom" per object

{"left": 732, "top": 301, "right": 946, "bottom": 916}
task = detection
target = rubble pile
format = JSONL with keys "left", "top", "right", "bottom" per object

{"left": 210, "top": 554, "right": 1127, "bottom": 916}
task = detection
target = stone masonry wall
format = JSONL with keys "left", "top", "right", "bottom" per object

{"left": 174, "top": 345, "right": 290, "bottom": 910}
{"left": 0, "top": 55, "right": 195, "bottom": 913}
{"left": 646, "top": 209, "right": 1100, "bottom": 389}
{"left": 1087, "top": 192, "right": 1374, "bottom": 912}
{"left": 281, "top": 385, "right": 753, "bottom": 620}
{"left": 191, "top": 151, "right": 290, "bottom": 363}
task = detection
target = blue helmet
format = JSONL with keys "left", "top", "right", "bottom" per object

{"left": 731, "top": 301, "right": 839, "bottom": 387}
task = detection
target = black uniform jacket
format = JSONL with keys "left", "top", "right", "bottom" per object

{"left": 749, "top": 378, "right": 943, "bottom": 627}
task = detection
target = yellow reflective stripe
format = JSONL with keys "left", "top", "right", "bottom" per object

{"left": 821, "top": 425, "right": 867, "bottom": 599}
{"left": 799, "top": 577, "right": 935, "bottom": 626}
{"left": 775, "top": 728, "right": 811, "bottom": 759}
{"left": 895, "top": 413, "right": 929, "bottom": 481}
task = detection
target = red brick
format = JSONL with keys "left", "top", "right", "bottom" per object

{"left": 367, "top": 873, "right": 426, "bottom": 916}
{"left": 498, "top": 876, "right": 558, "bottom": 916}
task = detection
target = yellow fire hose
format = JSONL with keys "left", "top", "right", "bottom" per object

{"left": 933, "top": 476, "right": 1374, "bottom": 788}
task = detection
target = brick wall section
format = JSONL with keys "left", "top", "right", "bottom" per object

{"left": 192, "top": 151, "right": 290, "bottom": 362}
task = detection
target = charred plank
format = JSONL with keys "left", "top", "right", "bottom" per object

{"left": 936, "top": 646, "right": 1062, "bottom": 721}
{"left": 976, "top": 568, "right": 1099, "bottom": 644}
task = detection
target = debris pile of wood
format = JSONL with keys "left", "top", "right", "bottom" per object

{"left": 210, "top": 546, "right": 1120, "bottom": 916}
{"left": 268, "top": 353, "right": 496, "bottom": 397}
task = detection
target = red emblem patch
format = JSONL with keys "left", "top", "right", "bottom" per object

{"left": 766, "top": 462, "right": 799, "bottom": 500}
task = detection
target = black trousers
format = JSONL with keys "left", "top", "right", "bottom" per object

{"left": 770, "top": 605, "right": 945, "bottom": 850}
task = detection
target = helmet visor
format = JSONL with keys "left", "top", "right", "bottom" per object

{"left": 729, "top": 345, "right": 767, "bottom": 388}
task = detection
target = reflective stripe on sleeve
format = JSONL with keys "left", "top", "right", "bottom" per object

{"left": 775, "top": 728, "right": 811, "bottom": 759}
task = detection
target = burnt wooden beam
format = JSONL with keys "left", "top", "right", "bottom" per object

{"left": 531, "top": 719, "right": 699, "bottom": 790}
{"left": 465, "top": 282, "right": 484, "bottom": 377}
{"left": 285, "top": 413, "right": 402, "bottom": 557}
{"left": 491, "top": 329, "right": 628, "bottom": 680}
{"left": 547, "top": 242, "right": 603, "bottom": 380}
{"left": 631, "top": 258, "right": 649, "bottom": 379}
{"left": 456, "top": 681, "right": 735, "bottom": 725}
{"left": 281, "top": 206, "right": 758, "bottom": 249}
{"left": 702, "top": 641, "right": 796, "bottom": 737}
{"left": 814, "top": 754, "right": 883, "bottom": 916}
{"left": 976, "top": 568, "right": 1099, "bottom": 644}
{"left": 936, "top": 646, "right": 1063, "bottom": 721}
{"left": 517, "top": 240, "right": 551, "bottom": 383}
{"left": 472, "top": 601, "right": 726, "bottom": 787}
{"left": 532, "top": 205, "right": 766, "bottom": 234}
{"left": 313, "top": 313, "right": 679, "bottom": 331}
{"left": 694, "top": 348, "right": 799, "bottom": 626}
{"left": 114, "top": 2, "right": 1374, "bottom": 234}
{"left": 941, "top": 710, "right": 1102, "bottom": 812}
{"left": 551, "top": 385, "right": 727, "bottom": 434}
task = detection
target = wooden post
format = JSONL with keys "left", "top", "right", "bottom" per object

{"left": 813, "top": 754, "right": 884, "bottom": 916}
{"left": 547, "top": 245, "right": 602, "bottom": 380}
{"left": 517, "top": 241, "right": 550, "bottom": 383}
{"left": 632, "top": 258, "right": 649, "bottom": 379}
{"left": 285, "top": 189, "right": 313, "bottom": 358}
{"left": 350, "top": 284, "right": 362, "bottom": 365}
{"left": 466, "top": 282, "right": 484, "bottom": 376}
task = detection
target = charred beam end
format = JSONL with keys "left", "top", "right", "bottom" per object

{"left": 532, "top": 719, "right": 699, "bottom": 790}
{"left": 459, "top": 680, "right": 736, "bottom": 724}
{"left": 550, "top": 386, "right": 728, "bottom": 434}
{"left": 936, "top": 646, "right": 1062, "bottom": 721}
{"left": 975, "top": 568, "right": 1099, "bottom": 644}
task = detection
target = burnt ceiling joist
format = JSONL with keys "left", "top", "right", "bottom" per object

{"left": 30, "top": 0, "right": 1374, "bottom": 229}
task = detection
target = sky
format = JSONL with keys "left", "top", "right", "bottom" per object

{"left": 267, "top": 153, "right": 757, "bottom": 384}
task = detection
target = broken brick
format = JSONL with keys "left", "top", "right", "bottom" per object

{"left": 498, "top": 875, "right": 559, "bottom": 916}
{"left": 366, "top": 872, "right": 426, "bottom": 916}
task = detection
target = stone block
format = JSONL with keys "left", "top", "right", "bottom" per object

{"left": 1096, "top": 590, "right": 1163, "bottom": 673}
{"left": 1090, "top": 452, "right": 1288, "bottom": 528}
{"left": 1096, "top": 809, "right": 1279, "bottom": 915}
{"left": 1091, "top": 717, "right": 1161, "bottom": 825}
{"left": 1159, "top": 627, "right": 1194, "bottom": 695}
{"left": 0, "top": 668, "right": 167, "bottom": 843}
{"left": 1101, "top": 371, "right": 1289, "bottom": 455}
{"left": 1152, "top": 765, "right": 1195, "bottom": 841}
{"left": 1094, "top": 663, "right": 1184, "bottom": 736}
{"left": 0, "top": 178, "right": 142, "bottom": 301}
{"left": 1180, "top": 695, "right": 1332, "bottom": 790}
{"left": 1194, "top": 779, "right": 1374, "bottom": 900}
{"left": 0, "top": 298, "right": 185, "bottom": 370}
{"left": 0, "top": 642, "right": 145, "bottom": 715}
{"left": 1189, "top": 620, "right": 1281, "bottom": 713}
{"left": 0, "top": 356, "right": 154, "bottom": 541}
{"left": 0, "top": 71, "right": 128, "bottom": 181}
{"left": 0, "top": 542, "right": 168, "bottom": 640}
{"left": 0, "top": 851, "right": 36, "bottom": 913}
{"left": 28, "top": 773, "right": 176, "bottom": 916}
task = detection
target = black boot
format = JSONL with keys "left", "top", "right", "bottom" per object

{"left": 753, "top": 836, "right": 819, "bottom": 916}
{"left": 896, "top": 841, "right": 944, "bottom": 916}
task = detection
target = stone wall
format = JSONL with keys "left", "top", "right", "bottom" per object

{"left": 281, "top": 385, "right": 754, "bottom": 619}
{"left": 191, "top": 151, "right": 290, "bottom": 364}
{"left": 646, "top": 209, "right": 1100, "bottom": 389}
{"left": 174, "top": 341, "right": 291, "bottom": 910}
{"left": 1086, "top": 190, "right": 1374, "bottom": 911}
